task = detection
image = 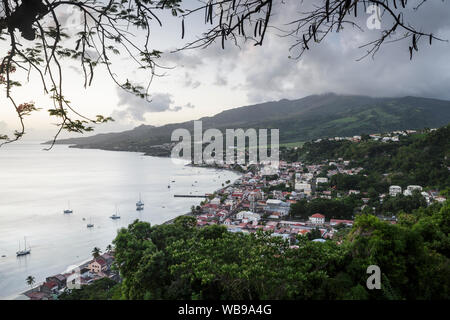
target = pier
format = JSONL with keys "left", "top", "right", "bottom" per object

{"left": 174, "top": 194, "right": 208, "bottom": 198}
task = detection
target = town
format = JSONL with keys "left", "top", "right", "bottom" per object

{"left": 189, "top": 128, "right": 447, "bottom": 244}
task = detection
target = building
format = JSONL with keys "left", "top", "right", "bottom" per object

{"left": 236, "top": 211, "right": 261, "bottom": 223}
{"left": 294, "top": 183, "right": 312, "bottom": 195}
{"left": 88, "top": 258, "right": 108, "bottom": 274}
{"left": 389, "top": 185, "right": 402, "bottom": 197}
{"left": 407, "top": 185, "right": 423, "bottom": 192}
{"left": 264, "top": 199, "right": 291, "bottom": 216}
{"left": 404, "top": 185, "right": 423, "bottom": 196}
{"left": 316, "top": 177, "right": 328, "bottom": 185}
{"left": 309, "top": 213, "right": 325, "bottom": 225}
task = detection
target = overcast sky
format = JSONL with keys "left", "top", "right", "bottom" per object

{"left": 1, "top": 0, "right": 450, "bottom": 141}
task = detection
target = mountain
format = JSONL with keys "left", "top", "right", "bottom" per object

{"left": 49, "top": 93, "right": 450, "bottom": 155}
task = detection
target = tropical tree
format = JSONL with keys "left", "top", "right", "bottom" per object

{"left": 92, "top": 246, "right": 101, "bottom": 259}
{"left": 106, "top": 244, "right": 113, "bottom": 253}
{"left": 26, "top": 275, "right": 35, "bottom": 288}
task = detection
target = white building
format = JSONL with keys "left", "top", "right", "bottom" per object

{"left": 389, "top": 185, "right": 402, "bottom": 197}
{"left": 309, "top": 213, "right": 325, "bottom": 225}
{"left": 404, "top": 185, "right": 423, "bottom": 196}
{"left": 407, "top": 185, "right": 423, "bottom": 192}
{"left": 236, "top": 211, "right": 260, "bottom": 223}
{"left": 264, "top": 199, "right": 291, "bottom": 216}
{"left": 210, "top": 197, "right": 221, "bottom": 205}
{"left": 295, "top": 182, "right": 312, "bottom": 195}
{"left": 316, "top": 177, "right": 328, "bottom": 185}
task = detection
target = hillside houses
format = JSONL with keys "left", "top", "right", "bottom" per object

{"left": 21, "top": 252, "right": 119, "bottom": 300}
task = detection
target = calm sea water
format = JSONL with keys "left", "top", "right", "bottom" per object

{"left": 0, "top": 142, "right": 240, "bottom": 299}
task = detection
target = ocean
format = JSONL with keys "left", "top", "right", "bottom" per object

{"left": 0, "top": 142, "right": 240, "bottom": 299}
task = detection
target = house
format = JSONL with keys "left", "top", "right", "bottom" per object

{"left": 316, "top": 177, "right": 328, "bottom": 185}
{"left": 236, "top": 211, "right": 260, "bottom": 223}
{"left": 45, "top": 274, "right": 67, "bottom": 289}
{"left": 309, "top": 213, "right": 325, "bottom": 225}
{"left": 389, "top": 185, "right": 402, "bottom": 197}
{"left": 264, "top": 199, "right": 291, "bottom": 216}
{"left": 40, "top": 280, "right": 59, "bottom": 295}
{"left": 295, "top": 182, "right": 312, "bottom": 195}
{"left": 210, "top": 197, "right": 221, "bottom": 205}
{"left": 88, "top": 257, "right": 108, "bottom": 274}
{"left": 407, "top": 185, "right": 423, "bottom": 192}
{"left": 403, "top": 185, "right": 422, "bottom": 196}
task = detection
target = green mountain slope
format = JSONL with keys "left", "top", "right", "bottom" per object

{"left": 50, "top": 93, "right": 450, "bottom": 154}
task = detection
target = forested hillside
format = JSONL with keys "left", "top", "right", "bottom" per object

{"left": 281, "top": 125, "right": 450, "bottom": 190}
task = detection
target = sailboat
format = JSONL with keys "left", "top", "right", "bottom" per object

{"left": 63, "top": 201, "right": 73, "bottom": 214}
{"left": 16, "top": 237, "right": 31, "bottom": 257}
{"left": 87, "top": 217, "right": 94, "bottom": 228}
{"left": 136, "top": 193, "right": 144, "bottom": 211}
{"left": 110, "top": 205, "right": 121, "bottom": 219}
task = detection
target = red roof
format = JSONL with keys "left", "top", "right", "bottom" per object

{"left": 311, "top": 213, "right": 325, "bottom": 218}
{"left": 43, "top": 280, "right": 58, "bottom": 289}
{"left": 93, "top": 258, "right": 106, "bottom": 266}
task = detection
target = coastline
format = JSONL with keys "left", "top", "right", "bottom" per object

{"left": 6, "top": 148, "right": 243, "bottom": 300}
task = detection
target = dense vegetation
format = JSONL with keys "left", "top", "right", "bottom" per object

{"left": 62, "top": 200, "right": 450, "bottom": 300}
{"left": 289, "top": 198, "right": 359, "bottom": 220}
{"left": 59, "top": 278, "right": 120, "bottom": 300}
{"left": 282, "top": 125, "right": 450, "bottom": 190}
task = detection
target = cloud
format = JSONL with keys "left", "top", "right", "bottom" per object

{"left": 185, "top": 0, "right": 450, "bottom": 103}
{"left": 214, "top": 74, "right": 228, "bottom": 86}
{"left": 183, "top": 72, "right": 201, "bottom": 88}
{"left": 115, "top": 88, "right": 194, "bottom": 122}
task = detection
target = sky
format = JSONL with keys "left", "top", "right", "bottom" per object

{"left": 1, "top": 0, "right": 450, "bottom": 141}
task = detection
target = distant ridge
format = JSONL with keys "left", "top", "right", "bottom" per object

{"left": 48, "top": 93, "right": 450, "bottom": 155}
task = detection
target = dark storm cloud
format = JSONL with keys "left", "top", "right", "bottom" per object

{"left": 243, "top": 0, "right": 450, "bottom": 102}
{"left": 175, "top": 1, "right": 450, "bottom": 102}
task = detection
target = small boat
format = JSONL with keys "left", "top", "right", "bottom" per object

{"left": 87, "top": 217, "right": 94, "bottom": 228}
{"left": 16, "top": 237, "right": 31, "bottom": 257}
{"left": 63, "top": 201, "right": 73, "bottom": 214}
{"left": 168, "top": 185, "right": 170, "bottom": 188}
{"left": 171, "top": 180, "right": 175, "bottom": 183}
{"left": 136, "top": 193, "right": 144, "bottom": 208}
{"left": 110, "top": 205, "right": 121, "bottom": 219}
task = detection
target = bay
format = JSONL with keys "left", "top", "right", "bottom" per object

{"left": 0, "top": 142, "right": 240, "bottom": 299}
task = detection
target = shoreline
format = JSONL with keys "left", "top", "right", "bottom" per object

{"left": 6, "top": 154, "right": 242, "bottom": 300}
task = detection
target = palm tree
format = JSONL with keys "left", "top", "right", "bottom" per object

{"left": 106, "top": 244, "right": 113, "bottom": 253}
{"left": 92, "top": 247, "right": 101, "bottom": 259}
{"left": 26, "top": 275, "right": 35, "bottom": 289}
